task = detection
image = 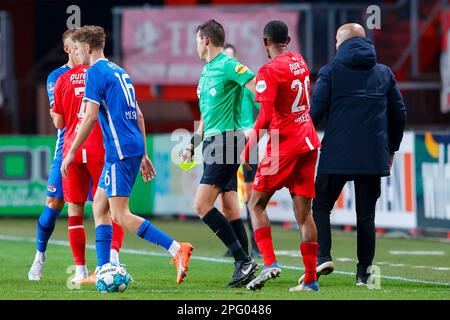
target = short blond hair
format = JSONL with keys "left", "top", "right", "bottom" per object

{"left": 62, "top": 28, "right": 77, "bottom": 44}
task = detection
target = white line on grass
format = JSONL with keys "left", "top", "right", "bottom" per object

{"left": 1, "top": 234, "right": 449, "bottom": 287}
{"left": 280, "top": 251, "right": 450, "bottom": 272}
{"left": 389, "top": 251, "right": 445, "bottom": 256}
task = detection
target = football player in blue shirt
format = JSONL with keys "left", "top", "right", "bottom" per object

{"left": 28, "top": 29, "right": 74, "bottom": 281}
{"left": 61, "top": 26, "right": 193, "bottom": 285}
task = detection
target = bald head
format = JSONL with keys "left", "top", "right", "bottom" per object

{"left": 336, "top": 23, "right": 366, "bottom": 49}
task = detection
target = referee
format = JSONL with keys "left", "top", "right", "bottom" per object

{"left": 222, "top": 43, "right": 261, "bottom": 259}
{"left": 181, "top": 20, "right": 258, "bottom": 287}
{"left": 299, "top": 23, "right": 407, "bottom": 286}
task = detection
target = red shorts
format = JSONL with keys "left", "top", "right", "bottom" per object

{"left": 253, "top": 150, "right": 318, "bottom": 198}
{"left": 63, "top": 162, "right": 103, "bottom": 203}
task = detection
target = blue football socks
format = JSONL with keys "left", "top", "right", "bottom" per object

{"left": 96, "top": 224, "right": 113, "bottom": 266}
{"left": 136, "top": 220, "right": 174, "bottom": 250}
{"left": 36, "top": 206, "right": 61, "bottom": 252}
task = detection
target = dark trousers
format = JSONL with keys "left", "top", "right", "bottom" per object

{"left": 312, "top": 174, "right": 381, "bottom": 276}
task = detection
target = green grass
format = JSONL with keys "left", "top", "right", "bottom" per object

{"left": 0, "top": 218, "right": 449, "bottom": 300}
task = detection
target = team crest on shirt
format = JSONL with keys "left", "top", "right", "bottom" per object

{"left": 256, "top": 80, "right": 267, "bottom": 93}
{"left": 210, "top": 88, "right": 217, "bottom": 96}
{"left": 47, "top": 185, "right": 57, "bottom": 193}
{"left": 235, "top": 64, "right": 248, "bottom": 74}
{"left": 47, "top": 82, "right": 55, "bottom": 94}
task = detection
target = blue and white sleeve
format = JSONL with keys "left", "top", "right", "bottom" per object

{"left": 46, "top": 73, "right": 58, "bottom": 107}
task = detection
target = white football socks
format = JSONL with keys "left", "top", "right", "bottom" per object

{"left": 110, "top": 248, "right": 120, "bottom": 264}
{"left": 168, "top": 241, "right": 181, "bottom": 257}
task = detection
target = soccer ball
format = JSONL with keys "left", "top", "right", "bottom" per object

{"left": 96, "top": 262, "right": 130, "bottom": 293}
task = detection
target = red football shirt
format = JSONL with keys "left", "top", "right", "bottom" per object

{"left": 253, "top": 51, "right": 320, "bottom": 156}
{"left": 53, "top": 65, "right": 105, "bottom": 163}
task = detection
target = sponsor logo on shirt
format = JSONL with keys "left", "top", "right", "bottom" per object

{"left": 47, "top": 185, "right": 57, "bottom": 193}
{"left": 256, "top": 80, "right": 267, "bottom": 93}
{"left": 235, "top": 64, "right": 248, "bottom": 74}
{"left": 70, "top": 72, "right": 86, "bottom": 85}
{"left": 210, "top": 88, "right": 217, "bottom": 96}
{"left": 197, "top": 86, "right": 201, "bottom": 98}
{"left": 289, "top": 62, "right": 306, "bottom": 76}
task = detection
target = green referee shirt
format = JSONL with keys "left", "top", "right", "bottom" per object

{"left": 240, "top": 88, "right": 260, "bottom": 130}
{"left": 197, "top": 52, "right": 255, "bottom": 138}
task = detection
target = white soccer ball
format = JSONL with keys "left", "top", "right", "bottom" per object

{"left": 96, "top": 262, "right": 130, "bottom": 293}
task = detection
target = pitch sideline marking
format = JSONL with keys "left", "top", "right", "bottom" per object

{"left": 389, "top": 250, "right": 445, "bottom": 256}
{"left": 278, "top": 251, "right": 450, "bottom": 271}
{"left": 1, "top": 234, "right": 449, "bottom": 287}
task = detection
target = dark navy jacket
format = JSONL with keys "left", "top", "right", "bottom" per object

{"left": 311, "top": 37, "right": 406, "bottom": 176}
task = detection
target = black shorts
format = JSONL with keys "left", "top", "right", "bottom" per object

{"left": 200, "top": 131, "right": 245, "bottom": 192}
{"left": 243, "top": 163, "right": 258, "bottom": 183}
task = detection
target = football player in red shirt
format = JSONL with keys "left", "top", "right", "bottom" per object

{"left": 52, "top": 54, "right": 125, "bottom": 284}
{"left": 242, "top": 20, "right": 321, "bottom": 292}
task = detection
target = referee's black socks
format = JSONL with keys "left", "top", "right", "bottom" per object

{"left": 202, "top": 208, "right": 250, "bottom": 262}
{"left": 230, "top": 218, "right": 249, "bottom": 256}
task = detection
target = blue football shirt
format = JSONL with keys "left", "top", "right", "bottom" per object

{"left": 83, "top": 59, "right": 144, "bottom": 163}
{"left": 46, "top": 64, "right": 70, "bottom": 161}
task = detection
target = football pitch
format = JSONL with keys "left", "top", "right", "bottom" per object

{"left": 0, "top": 218, "right": 449, "bottom": 300}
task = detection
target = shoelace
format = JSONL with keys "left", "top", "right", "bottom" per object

{"left": 31, "top": 260, "right": 43, "bottom": 272}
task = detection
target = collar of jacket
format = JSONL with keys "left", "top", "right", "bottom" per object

{"left": 334, "top": 37, "right": 377, "bottom": 69}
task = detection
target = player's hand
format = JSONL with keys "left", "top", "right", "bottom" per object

{"left": 49, "top": 109, "right": 56, "bottom": 119}
{"left": 180, "top": 146, "right": 193, "bottom": 163}
{"left": 60, "top": 151, "right": 75, "bottom": 178}
{"left": 141, "top": 155, "right": 156, "bottom": 183}
{"left": 240, "top": 154, "right": 251, "bottom": 171}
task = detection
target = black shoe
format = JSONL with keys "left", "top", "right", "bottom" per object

{"left": 251, "top": 247, "right": 262, "bottom": 259}
{"left": 297, "top": 260, "right": 335, "bottom": 284}
{"left": 223, "top": 249, "right": 233, "bottom": 257}
{"left": 356, "top": 273, "right": 371, "bottom": 286}
{"left": 228, "top": 259, "right": 258, "bottom": 288}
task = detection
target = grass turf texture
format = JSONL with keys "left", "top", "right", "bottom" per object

{"left": 0, "top": 218, "right": 449, "bottom": 300}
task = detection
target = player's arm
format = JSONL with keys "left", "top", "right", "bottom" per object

{"left": 241, "top": 101, "right": 273, "bottom": 166}
{"left": 60, "top": 101, "right": 99, "bottom": 177}
{"left": 52, "top": 113, "right": 65, "bottom": 129}
{"left": 136, "top": 102, "right": 156, "bottom": 182}
{"left": 244, "top": 77, "right": 256, "bottom": 96}
{"left": 46, "top": 72, "right": 57, "bottom": 109}
{"left": 310, "top": 65, "right": 332, "bottom": 127}
{"left": 49, "top": 75, "right": 65, "bottom": 129}
{"left": 225, "top": 59, "right": 256, "bottom": 93}
{"left": 181, "top": 116, "right": 204, "bottom": 162}
{"left": 241, "top": 67, "right": 276, "bottom": 167}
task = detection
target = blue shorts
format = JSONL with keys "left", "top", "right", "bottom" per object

{"left": 99, "top": 156, "right": 142, "bottom": 198}
{"left": 46, "top": 159, "right": 64, "bottom": 200}
{"left": 46, "top": 158, "right": 94, "bottom": 201}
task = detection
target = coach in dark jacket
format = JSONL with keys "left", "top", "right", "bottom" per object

{"left": 305, "top": 23, "right": 406, "bottom": 286}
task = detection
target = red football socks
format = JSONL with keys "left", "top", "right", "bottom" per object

{"left": 254, "top": 227, "right": 276, "bottom": 267}
{"left": 111, "top": 220, "right": 125, "bottom": 252}
{"left": 300, "top": 242, "right": 318, "bottom": 284}
{"left": 68, "top": 216, "right": 86, "bottom": 265}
